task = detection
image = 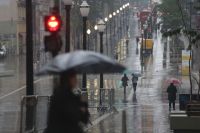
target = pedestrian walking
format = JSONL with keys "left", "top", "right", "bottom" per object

{"left": 121, "top": 74, "right": 129, "bottom": 101}
{"left": 132, "top": 74, "right": 138, "bottom": 93}
{"left": 45, "top": 72, "right": 90, "bottom": 133}
{"left": 38, "top": 51, "right": 126, "bottom": 132}
{"left": 136, "top": 37, "right": 139, "bottom": 46}
{"left": 167, "top": 83, "right": 177, "bottom": 111}
{"left": 121, "top": 74, "right": 129, "bottom": 88}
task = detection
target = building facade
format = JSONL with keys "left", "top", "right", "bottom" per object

{"left": 0, "top": 0, "right": 51, "bottom": 55}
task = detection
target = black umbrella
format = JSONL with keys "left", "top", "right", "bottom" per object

{"left": 37, "top": 50, "right": 126, "bottom": 75}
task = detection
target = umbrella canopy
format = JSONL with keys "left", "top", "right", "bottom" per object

{"left": 164, "top": 78, "right": 181, "bottom": 87}
{"left": 166, "top": 78, "right": 181, "bottom": 85}
{"left": 37, "top": 51, "right": 126, "bottom": 75}
{"left": 123, "top": 69, "right": 142, "bottom": 77}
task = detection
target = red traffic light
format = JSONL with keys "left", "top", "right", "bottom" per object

{"left": 45, "top": 15, "right": 61, "bottom": 32}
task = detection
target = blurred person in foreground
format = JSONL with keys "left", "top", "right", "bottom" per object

{"left": 167, "top": 83, "right": 177, "bottom": 111}
{"left": 45, "top": 71, "right": 90, "bottom": 133}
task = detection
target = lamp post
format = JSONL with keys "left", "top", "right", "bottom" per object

{"left": 97, "top": 19, "right": 106, "bottom": 105}
{"left": 94, "top": 25, "right": 98, "bottom": 51}
{"left": 122, "top": 5, "right": 126, "bottom": 37}
{"left": 113, "top": 12, "right": 116, "bottom": 37}
{"left": 141, "top": 29, "right": 144, "bottom": 66}
{"left": 104, "top": 17, "right": 108, "bottom": 55}
{"left": 116, "top": 9, "right": 120, "bottom": 60}
{"left": 120, "top": 7, "right": 123, "bottom": 39}
{"left": 80, "top": 0, "right": 90, "bottom": 91}
{"left": 87, "top": 29, "right": 91, "bottom": 50}
{"left": 109, "top": 14, "right": 113, "bottom": 57}
{"left": 63, "top": 0, "right": 72, "bottom": 52}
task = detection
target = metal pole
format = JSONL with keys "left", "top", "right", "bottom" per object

{"left": 145, "top": 29, "right": 147, "bottom": 54}
{"left": 100, "top": 32, "right": 104, "bottom": 105}
{"left": 120, "top": 12, "right": 122, "bottom": 39}
{"left": 114, "top": 17, "right": 116, "bottom": 38}
{"left": 110, "top": 21, "right": 112, "bottom": 47}
{"left": 82, "top": 17, "right": 87, "bottom": 90}
{"left": 106, "top": 25, "right": 108, "bottom": 55}
{"left": 26, "top": 0, "right": 34, "bottom": 96}
{"left": 65, "top": 5, "right": 71, "bottom": 52}
{"left": 123, "top": 10, "right": 125, "bottom": 37}
{"left": 141, "top": 33, "right": 144, "bottom": 65}
{"left": 110, "top": 21, "right": 113, "bottom": 58}
{"left": 189, "top": 1, "right": 193, "bottom": 100}
{"left": 25, "top": 0, "right": 34, "bottom": 131}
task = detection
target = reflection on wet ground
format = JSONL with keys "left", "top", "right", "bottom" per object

{"left": 0, "top": 15, "right": 191, "bottom": 133}
{"left": 87, "top": 16, "right": 178, "bottom": 133}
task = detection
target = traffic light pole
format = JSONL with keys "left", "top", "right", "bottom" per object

{"left": 65, "top": 5, "right": 71, "bottom": 52}
{"left": 25, "top": 0, "right": 34, "bottom": 131}
{"left": 26, "top": 0, "right": 34, "bottom": 96}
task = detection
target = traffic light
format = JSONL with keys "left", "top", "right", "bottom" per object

{"left": 44, "top": 13, "right": 62, "bottom": 56}
{"left": 45, "top": 15, "right": 61, "bottom": 32}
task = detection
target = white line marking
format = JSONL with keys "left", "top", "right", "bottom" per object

{"left": 0, "top": 77, "right": 52, "bottom": 100}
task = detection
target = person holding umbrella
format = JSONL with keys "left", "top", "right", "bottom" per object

{"left": 38, "top": 51, "right": 126, "bottom": 133}
{"left": 167, "top": 83, "right": 177, "bottom": 111}
{"left": 45, "top": 71, "right": 89, "bottom": 133}
{"left": 121, "top": 74, "right": 129, "bottom": 89}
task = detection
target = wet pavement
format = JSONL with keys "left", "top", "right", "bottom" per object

{"left": 86, "top": 15, "right": 189, "bottom": 133}
{"left": 0, "top": 12, "right": 191, "bottom": 133}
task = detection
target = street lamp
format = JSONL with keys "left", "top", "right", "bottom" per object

{"left": 63, "top": 0, "right": 73, "bottom": 52}
{"left": 117, "top": 10, "right": 120, "bottom": 14}
{"left": 120, "top": 7, "right": 123, "bottom": 11}
{"left": 109, "top": 14, "right": 112, "bottom": 19}
{"left": 97, "top": 19, "right": 106, "bottom": 105}
{"left": 80, "top": 0, "right": 90, "bottom": 91}
{"left": 104, "top": 17, "right": 108, "bottom": 55}
{"left": 94, "top": 25, "right": 98, "bottom": 30}
{"left": 109, "top": 14, "right": 113, "bottom": 57}
{"left": 104, "top": 17, "right": 108, "bottom": 22}
{"left": 87, "top": 29, "right": 91, "bottom": 50}
{"left": 113, "top": 12, "right": 116, "bottom": 38}
{"left": 94, "top": 25, "right": 98, "bottom": 51}
{"left": 87, "top": 29, "right": 91, "bottom": 35}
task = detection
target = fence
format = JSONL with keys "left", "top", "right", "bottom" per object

{"left": 87, "top": 88, "right": 115, "bottom": 111}
{"left": 20, "top": 96, "right": 51, "bottom": 133}
{"left": 20, "top": 88, "right": 115, "bottom": 133}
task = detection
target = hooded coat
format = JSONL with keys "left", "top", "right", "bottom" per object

{"left": 45, "top": 86, "right": 89, "bottom": 133}
{"left": 167, "top": 84, "right": 177, "bottom": 101}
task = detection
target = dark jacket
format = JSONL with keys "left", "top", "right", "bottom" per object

{"left": 167, "top": 84, "right": 177, "bottom": 101}
{"left": 121, "top": 76, "right": 129, "bottom": 87}
{"left": 45, "top": 87, "right": 89, "bottom": 133}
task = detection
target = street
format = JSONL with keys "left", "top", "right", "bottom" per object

{"left": 87, "top": 15, "right": 187, "bottom": 133}
{"left": 0, "top": 2, "right": 193, "bottom": 133}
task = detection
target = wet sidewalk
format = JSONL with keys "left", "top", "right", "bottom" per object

{"left": 87, "top": 15, "right": 185, "bottom": 133}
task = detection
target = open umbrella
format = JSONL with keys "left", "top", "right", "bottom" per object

{"left": 166, "top": 78, "right": 181, "bottom": 85}
{"left": 163, "top": 78, "right": 181, "bottom": 89}
{"left": 123, "top": 69, "right": 142, "bottom": 77}
{"left": 37, "top": 50, "right": 126, "bottom": 75}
